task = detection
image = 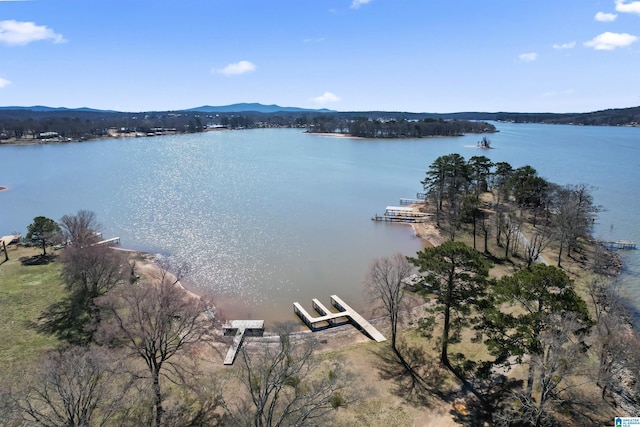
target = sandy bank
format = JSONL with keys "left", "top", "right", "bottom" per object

{"left": 304, "top": 132, "right": 364, "bottom": 139}
{"left": 114, "top": 248, "right": 209, "bottom": 305}
{"left": 402, "top": 202, "right": 445, "bottom": 247}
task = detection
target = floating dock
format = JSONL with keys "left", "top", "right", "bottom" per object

{"left": 222, "top": 320, "right": 265, "bottom": 365}
{"left": 93, "top": 237, "right": 121, "bottom": 246}
{"left": 371, "top": 215, "right": 427, "bottom": 223}
{"left": 293, "top": 295, "right": 386, "bottom": 342}
{"left": 603, "top": 240, "right": 636, "bottom": 250}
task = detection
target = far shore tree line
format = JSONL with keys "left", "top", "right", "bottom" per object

{"left": 2, "top": 104, "right": 638, "bottom": 144}
{"left": 2, "top": 151, "right": 639, "bottom": 425}
{"left": 306, "top": 117, "right": 495, "bottom": 138}
{"left": 0, "top": 109, "right": 497, "bottom": 143}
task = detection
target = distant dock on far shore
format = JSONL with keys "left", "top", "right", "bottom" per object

{"left": 602, "top": 240, "right": 636, "bottom": 250}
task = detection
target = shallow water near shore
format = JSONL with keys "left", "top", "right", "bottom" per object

{"left": 1, "top": 123, "right": 639, "bottom": 324}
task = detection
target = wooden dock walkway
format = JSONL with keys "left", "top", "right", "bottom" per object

{"left": 293, "top": 295, "right": 386, "bottom": 342}
{"left": 222, "top": 320, "right": 265, "bottom": 365}
{"left": 371, "top": 215, "right": 427, "bottom": 223}
{"left": 93, "top": 237, "right": 121, "bottom": 246}
{"left": 603, "top": 240, "right": 636, "bottom": 250}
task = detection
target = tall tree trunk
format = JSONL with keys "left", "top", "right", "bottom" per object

{"left": 504, "top": 237, "right": 510, "bottom": 260}
{"left": 153, "top": 369, "right": 163, "bottom": 427}
{"left": 472, "top": 212, "right": 477, "bottom": 249}
{"left": 483, "top": 229, "right": 489, "bottom": 254}
{"left": 557, "top": 241, "right": 564, "bottom": 268}
{"left": 526, "top": 363, "right": 536, "bottom": 400}
{"left": 528, "top": 299, "right": 544, "bottom": 399}
{"left": 441, "top": 299, "right": 452, "bottom": 367}
{"left": 391, "top": 311, "right": 398, "bottom": 352}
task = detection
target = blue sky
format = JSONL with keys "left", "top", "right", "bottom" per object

{"left": 0, "top": 0, "right": 639, "bottom": 113}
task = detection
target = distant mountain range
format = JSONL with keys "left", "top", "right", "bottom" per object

{"left": 185, "top": 103, "right": 334, "bottom": 114}
{"left": 0, "top": 106, "right": 117, "bottom": 113}
{"left": 0, "top": 103, "right": 333, "bottom": 114}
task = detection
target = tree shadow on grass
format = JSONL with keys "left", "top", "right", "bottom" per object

{"left": 447, "top": 363, "right": 524, "bottom": 426}
{"left": 374, "top": 341, "right": 525, "bottom": 426}
{"left": 555, "top": 387, "right": 615, "bottom": 427}
{"left": 30, "top": 294, "right": 95, "bottom": 346}
{"left": 372, "top": 342, "right": 449, "bottom": 408}
{"left": 20, "top": 254, "right": 57, "bottom": 266}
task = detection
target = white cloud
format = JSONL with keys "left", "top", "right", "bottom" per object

{"left": 0, "top": 77, "right": 11, "bottom": 88}
{"left": 518, "top": 52, "right": 538, "bottom": 62}
{"left": 552, "top": 41, "right": 576, "bottom": 49}
{"left": 312, "top": 91, "right": 341, "bottom": 105}
{"left": 0, "top": 20, "right": 66, "bottom": 46}
{"left": 213, "top": 60, "right": 256, "bottom": 76}
{"left": 350, "top": 0, "right": 371, "bottom": 9}
{"left": 615, "top": 0, "right": 640, "bottom": 15}
{"left": 595, "top": 11, "right": 618, "bottom": 21}
{"left": 584, "top": 31, "right": 638, "bottom": 50}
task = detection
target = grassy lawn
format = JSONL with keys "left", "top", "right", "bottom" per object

{"left": 0, "top": 245, "right": 64, "bottom": 384}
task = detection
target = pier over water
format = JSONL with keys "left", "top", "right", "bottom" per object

{"left": 294, "top": 295, "right": 386, "bottom": 342}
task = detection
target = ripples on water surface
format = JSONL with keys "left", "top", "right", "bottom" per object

{"left": 1, "top": 124, "right": 639, "bottom": 323}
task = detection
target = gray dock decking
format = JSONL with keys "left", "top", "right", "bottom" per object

{"left": 294, "top": 295, "right": 386, "bottom": 342}
{"left": 603, "top": 240, "right": 636, "bottom": 250}
{"left": 222, "top": 320, "right": 265, "bottom": 365}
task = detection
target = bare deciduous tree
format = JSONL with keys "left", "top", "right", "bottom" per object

{"left": 99, "top": 267, "right": 210, "bottom": 427}
{"left": 17, "top": 346, "right": 133, "bottom": 427}
{"left": 522, "top": 225, "right": 553, "bottom": 269}
{"left": 588, "top": 277, "right": 640, "bottom": 409}
{"left": 479, "top": 214, "right": 492, "bottom": 254}
{"left": 39, "top": 243, "right": 128, "bottom": 344}
{"left": 502, "top": 213, "right": 519, "bottom": 260}
{"left": 365, "top": 253, "right": 413, "bottom": 351}
{"left": 550, "top": 184, "right": 599, "bottom": 267}
{"left": 494, "top": 313, "right": 589, "bottom": 427}
{"left": 59, "top": 209, "right": 102, "bottom": 247}
{"left": 235, "top": 331, "right": 353, "bottom": 427}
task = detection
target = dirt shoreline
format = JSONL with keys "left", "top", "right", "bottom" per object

{"left": 304, "top": 131, "right": 364, "bottom": 139}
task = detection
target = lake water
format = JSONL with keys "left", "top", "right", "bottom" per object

{"left": 1, "top": 123, "right": 639, "bottom": 323}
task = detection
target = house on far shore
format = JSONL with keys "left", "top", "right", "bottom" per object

{"left": 38, "top": 131, "right": 59, "bottom": 140}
